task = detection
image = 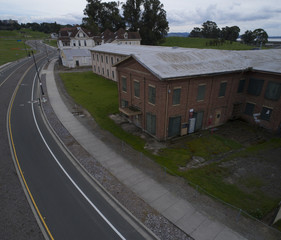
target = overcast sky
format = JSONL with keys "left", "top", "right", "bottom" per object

{"left": 1, "top": 0, "right": 281, "bottom": 36}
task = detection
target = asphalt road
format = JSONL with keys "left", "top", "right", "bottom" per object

{"left": 2, "top": 41, "right": 148, "bottom": 239}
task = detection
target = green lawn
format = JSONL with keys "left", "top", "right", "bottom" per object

{"left": 60, "top": 66, "right": 280, "bottom": 222}
{"left": 161, "top": 37, "right": 255, "bottom": 50}
{"left": 43, "top": 39, "right": 58, "bottom": 48}
{"left": 60, "top": 72, "right": 146, "bottom": 151}
{"left": 0, "top": 29, "right": 48, "bottom": 65}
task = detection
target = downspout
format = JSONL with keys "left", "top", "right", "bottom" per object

{"left": 143, "top": 77, "right": 146, "bottom": 131}
{"left": 164, "top": 81, "right": 169, "bottom": 140}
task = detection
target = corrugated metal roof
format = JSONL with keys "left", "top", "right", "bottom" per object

{"left": 62, "top": 49, "right": 91, "bottom": 61}
{"left": 90, "top": 44, "right": 281, "bottom": 79}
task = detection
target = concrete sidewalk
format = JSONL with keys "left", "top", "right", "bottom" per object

{"left": 43, "top": 59, "right": 247, "bottom": 240}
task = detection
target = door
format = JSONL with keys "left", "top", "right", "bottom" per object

{"left": 195, "top": 111, "right": 204, "bottom": 131}
{"left": 168, "top": 116, "right": 181, "bottom": 137}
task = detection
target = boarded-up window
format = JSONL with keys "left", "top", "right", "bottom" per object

{"left": 247, "top": 78, "right": 264, "bottom": 96}
{"left": 148, "top": 85, "right": 156, "bottom": 104}
{"left": 265, "top": 81, "right": 281, "bottom": 101}
{"left": 121, "top": 77, "right": 127, "bottom": 92}
{"left": 134, "top": 81, "right": 140, "bottom": 98}
{"left": 260, "top": 107, "right": 272, "bottom": 121}
{"left": 219, "top": 82, "right": 227, "bottom": 97}
{"left": 146, "top": 113, "right": 156, "bottom": 135}
{"left": 197, "top": 85, "right": 206, "bottom": 101}
{"left": 172, "top": 88, "right": 181, "bottom": 105}
{"left": 237, "top": 79, "right": 246, "bottom": 93}
{"left": 244, "top": 103, "right": 255, "bottom": 116}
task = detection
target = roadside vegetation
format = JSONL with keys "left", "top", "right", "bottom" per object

{"left": 43, "top": 39, "right": 58, "bottom": 48}
{"left": 0, "top": 29, "right": 48, "bottom": 65}
{"left": 60, "top": 71, "right": 281, "bottom": 226}
{"left": 161, "top": 37, "right": 256, "bottom": 50}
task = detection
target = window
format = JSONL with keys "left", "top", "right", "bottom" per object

{"left": 92, "top": 53, "right": 95, "bottom": 60}
{"left": 121, "top": 77, "right": 127, "bottom": 92}
{"left": 106, "top": 56, "right": 108, "bottom": 64}
{"left": 121, "top": 99, "right": 128, "bottom": 108}
{"left": 265, "top": 81, "right": 281, "bottom": 101}
{"left": 134, "top": 81, "right": 140, "bottom": 98}
{"left": 84, "top": 40, "right": 87, "bottom": 46}
{"left": 101, "top": 55, "right": 103, "bottom": 63}
{"left": 172, "top": 88, "right": 181, "bottom": 105}
{"left": 148, "top": 85, "right": 156, "bottom": 104}
{"left": 197, "top": 85, "right": 206, "bottom": 101}
{"left": 94, "top": 66, "right": 96, "bottom": 72}
{"left": 78, "top": 40, "right": 81, "bottom": 46}
{"left": 219, "top": 82, "right": 227, "bottom": 97}
{"left": 111, "top": 57, "right": 114, "bottom": 65}
{"left": 244, "top": 103, "right": 255, "bottom": 116}
{"left": 107, "top": 69, "right": 109, "bottom": 77}
{"left": 112, "top": 71, "right": 115, "bottom": 79}
{"left": 247, "top": 78, "right": 264, "bottom": 96}
{"left": 146, "top": 113, "right": 156, "bottom": 135}
{"left": 97, "top": 54, "right": 99, "bottom": 62}
{"left": 260, "top": 107, "right": 272, "bottom": 121}
{"left": 237, "top": 79, "right": 246, "bottom": 93}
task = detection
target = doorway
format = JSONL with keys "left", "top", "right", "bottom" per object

{"left": 168, "top": 116, "right": 181, "bottom": 137}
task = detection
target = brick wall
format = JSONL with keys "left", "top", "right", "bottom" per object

{"left": 116, "top": 58, "right": 281, "bottom": 140}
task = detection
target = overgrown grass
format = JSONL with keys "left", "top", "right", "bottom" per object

{"left": 0, "top": 29, "right": 48, "bottom": 65}
{"left": 161, "top": 37, "right": 255, "bottom": 50}
{"left": 60, "top": 71, "right": 280, "bottom": 221}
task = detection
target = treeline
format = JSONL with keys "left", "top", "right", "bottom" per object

{"left": 0, "top": 20, "right": 69, "bottom": 34}
{"left": 82, "top": 0, "right": 169, "bottom": 45}
{"left": 189, "top": 20, "right": 268, "bottom": 45}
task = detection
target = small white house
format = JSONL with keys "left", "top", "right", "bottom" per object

{"left": 60, "top": 49, "right": 92, "bottom": 68}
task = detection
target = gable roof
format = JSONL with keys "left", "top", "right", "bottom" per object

{"left": 91, "top": 44, "right": 281, "bottom": 80}
{"left": 101, "top": 28, "right": 141, "bottom": 43}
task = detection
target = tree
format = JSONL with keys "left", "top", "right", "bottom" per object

{"left": 122, "top": 0, "right": 143, "bottom": 31}
{"left": 201, "top": 20, "right": 220, "bottom": 39}
{"left": 221, "top": 26, "right": 240, "bottom": 41}
{"left": 83, "top": 0, "right": 125, "bottom": 33}
{"left": 241, "top": 30, "right": 256, "bottom": 45}
{"left": 140, "top": 0, "right": 169, "bottom": 45}
{"left": 253, "top": 28, "right": 268, "bottom": 46}
{"left": 189, "top": 27, "right": 202, "bottom": 38}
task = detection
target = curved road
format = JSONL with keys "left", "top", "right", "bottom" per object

{"left": 1, "top": 41, "right": 149, "bottom": 239}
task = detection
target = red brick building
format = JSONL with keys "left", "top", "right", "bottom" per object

{"left": 91, "top": 44, "right": 281, "bottom": 140}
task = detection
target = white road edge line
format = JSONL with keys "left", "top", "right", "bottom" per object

{"left": 31, "top": 72, "right": 126, "bottom": 240}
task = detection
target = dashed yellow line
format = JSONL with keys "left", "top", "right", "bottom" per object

{"left": 7, "top": 61, "right": 54, "bottom": 240}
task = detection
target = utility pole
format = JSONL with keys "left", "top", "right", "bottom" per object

{"left": 31, "top": 51, "right": 44, "bottom": 96}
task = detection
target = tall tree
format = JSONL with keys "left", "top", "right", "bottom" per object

{"left": 221, "top": 26, "right": 240, "bottom": 41}
{"left": 122, "top": 0, "right": 143, "bottom": 31}
{"left": 201, "top": 20, "right": 220, "bottom": 39}
{"left": 140, "top": 0, "right": 169, "bottom": 45}
{"left": 83, "top": 0, "right": 124, "bottom": 33}
{"left": 83, "top": 0, "right": 102, "bottom": 34}
{"left": 253, "top": 28, "right": 268, "bottom": 46}
{"left": 241, "top": 30, "right": 256, "bottom": 45}
{"left": 189, "top": 27, "right": 202, "bottom": 38}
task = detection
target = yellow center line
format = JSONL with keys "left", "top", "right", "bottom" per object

{"left": 7, "top": 60, "right": 54, "bottom": 240}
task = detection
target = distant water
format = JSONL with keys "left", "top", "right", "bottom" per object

{"left": 237, "top": 37, "right": 281, "bottom": 42}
